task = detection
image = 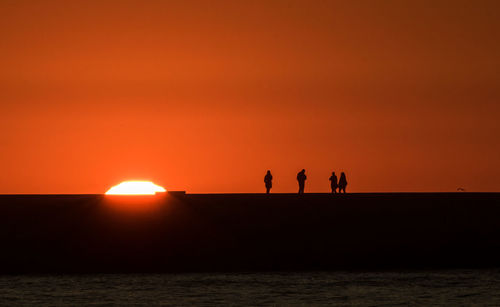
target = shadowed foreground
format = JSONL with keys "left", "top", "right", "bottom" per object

{"left": 0, "top": 193, "right": 499, "bottom": 273}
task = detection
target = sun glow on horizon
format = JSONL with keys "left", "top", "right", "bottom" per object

{"left": 105, "top": 181, "right": 166, "bottom": 195}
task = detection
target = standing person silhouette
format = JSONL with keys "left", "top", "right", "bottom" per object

{"left": 264, "top": 170, "right": 273, "bottom": 194}
{"left": 329, "top": 171, "right": 338, "bottom": 193}
{"left": 297, "top": 169, "right": 307, "bottom": 194}
{"left": 339, "top": 172, "right": 348, "bottom": 193}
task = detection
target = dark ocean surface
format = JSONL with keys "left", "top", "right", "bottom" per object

{"left": 1, "top": 270, "right": 500, "bottom": 306}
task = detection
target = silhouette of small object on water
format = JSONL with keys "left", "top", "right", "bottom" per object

{"left": 264, "top": 170, "right": 273, "bottom": 194}
{"left": 329, "top": 171, "right": 338, "bottom": 193}
{"left": 457, "top": 187, "right": 466, "bottom": 192}
{"left": 339, "top": 172, "right": 347, "bottom": 193}
{"left": 297, "top": 169, "right": 307, "bottom": 194}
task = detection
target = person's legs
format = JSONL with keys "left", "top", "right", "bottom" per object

{"left": 266, "top": 187, "right": 270, "bottom": 194}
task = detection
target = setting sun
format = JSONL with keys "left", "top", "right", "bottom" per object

{"left": 105, "top": 181, "right": 166, "bottom": 195}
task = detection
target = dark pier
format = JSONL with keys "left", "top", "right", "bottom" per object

{"left": 0, "top": 193, "right": 499, "bottom": 273}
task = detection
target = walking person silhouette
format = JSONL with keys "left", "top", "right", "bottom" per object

{"left": 329, "top": 171, "right": 338, "bottom": 193}
{"left": 339, "top": 172, "right": 348, "bottom": 193}
{"left": 264, "top": 170, "right": 273, "bottom": 194}
{"left": 297, "top": 169, "right": 307, "bottom": 194}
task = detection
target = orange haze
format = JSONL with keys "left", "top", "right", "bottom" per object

{"left": 1, "top": 0, "right": 499, "bottom": 193}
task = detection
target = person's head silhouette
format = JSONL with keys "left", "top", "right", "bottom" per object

{"left": 267, "top": 170, "right": 271, "bottom": 175}
{"left": 301, "top": 169, "right": 305, "bottom": 173}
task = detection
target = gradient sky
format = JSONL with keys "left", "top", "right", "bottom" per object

{"left": 1, "top": 0, "right": 499, "bottom": 193}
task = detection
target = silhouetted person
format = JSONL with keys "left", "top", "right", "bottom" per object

{"left": 329, "top": 171, "right": 338, "bottom": 193}
{"left": 339, "top": 172, "right": 347, "bottom": 193}
{"left": 264, "top": 170, "right": 273, "bottom": 194}
{"left": 297, "top": 169, "right": 307, "bottom": 194}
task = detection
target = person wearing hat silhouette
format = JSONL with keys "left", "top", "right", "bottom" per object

{"left": 264, "top": 170, "right": 273, "bottom": 194}
{"left": 297, "top": 169, "right": 307, "bottom": 194}
{"left": 329, "top": 171, "right": 338, "bottom": 193}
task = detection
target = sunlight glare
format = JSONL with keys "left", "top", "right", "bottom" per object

{"left": 105, "top": 181, "right": 166, "bottom": 195}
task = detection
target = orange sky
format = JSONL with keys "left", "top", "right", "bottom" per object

{"left": 1, "top": 0, "right": 499, "bottom": 193}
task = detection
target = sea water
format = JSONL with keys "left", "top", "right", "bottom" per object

{"left": 1, "top": 270, "right": 500, "bottom": 306}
